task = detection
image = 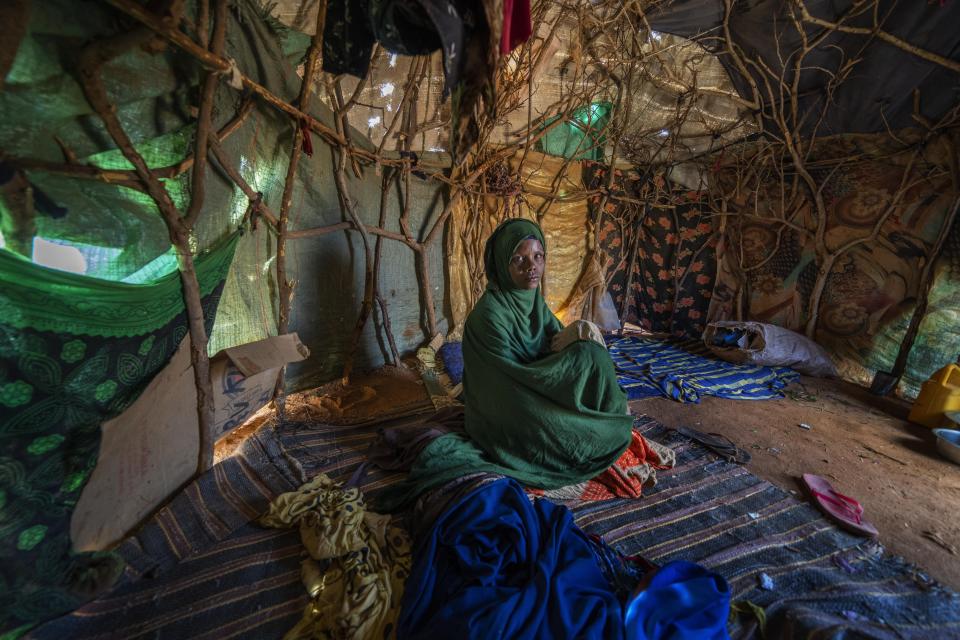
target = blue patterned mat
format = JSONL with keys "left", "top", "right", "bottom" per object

{"left": 607, "top": 336, "right": 800, "bottom": 402}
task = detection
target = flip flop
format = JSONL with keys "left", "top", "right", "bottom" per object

{"left": 670, "top": 426, "right": 752, "bottom": 464}
{"left": 802, "top": 473, "right": 879, "bottom": 538}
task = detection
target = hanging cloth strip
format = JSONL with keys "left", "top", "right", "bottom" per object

{"left": 500, "top": 0, "right": 531, "bottom": 53}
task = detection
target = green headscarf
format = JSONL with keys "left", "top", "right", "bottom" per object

{"left": 484, "top": 217, "right": 543, "bottom": 289}
{"left": 480, "top": 218, "right": 559, "bottom": 362}
{"left": 376, "top": 218, "right": 634, "bottom": 512}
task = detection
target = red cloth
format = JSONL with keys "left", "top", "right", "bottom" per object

{"left": 300, "top": 119, "right": 313, "bottom": 157}
{"left": 501, "top": 0, "right": 532, "bottom": 54}
{"left": 527, "top": 431, "right": 672, "bottom": 502}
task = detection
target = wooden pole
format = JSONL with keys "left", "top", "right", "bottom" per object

{"left": 273, "top": 0, "right": 327, "bottom": 415}
{"left": 77, "top": 1, "right": 221, "bottom": 475}
{"left": 888, "top": 197, "right": 960, "bottom": 382}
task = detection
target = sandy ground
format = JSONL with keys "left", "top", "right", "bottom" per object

{"left": 215, "top": 365, "right": 433, "bottom": 460}
{"left": 632, "top": 377, "right": 960, "bottom": 591}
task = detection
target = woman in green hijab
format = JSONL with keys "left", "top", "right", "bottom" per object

{"left": 379, "top": 219, "right": 635, "bottom": 511}
{"left": 460, "top": 218, "right": 634, "bottom": 483}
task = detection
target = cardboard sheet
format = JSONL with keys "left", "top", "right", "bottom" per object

{"left": 71, "top": 334, "right": 308, "bottom": 552}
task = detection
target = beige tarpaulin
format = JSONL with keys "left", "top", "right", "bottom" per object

{"left": 447, "top": 151, "right": 599, "bottom": 337}
{"left": 270, "top": 2, "right": 752, "bottom": 159}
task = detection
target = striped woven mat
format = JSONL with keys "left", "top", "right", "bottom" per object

{"left": 32, "top": 415, "right": 960, "bottom": 640}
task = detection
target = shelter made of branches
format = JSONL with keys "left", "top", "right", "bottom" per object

{"left": 1, "top": 0, "right": 960, "bottom": 632}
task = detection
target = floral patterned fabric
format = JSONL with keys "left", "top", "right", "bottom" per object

{"left": 707, "top": 152, "right": 959, "bottom": 395}
{"left": 588, "top": 164, "right": 718, "bottom": 339}
{"left": 589, "top": 151, "right": 960, "bottom": 397}
{"left": 0, "top": 239, "right": 235, "bottom": 636}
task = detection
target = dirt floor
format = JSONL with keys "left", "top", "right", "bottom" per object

{"left": 215, "top": 365, "right": 433, "bottom": 461}
{"left": 631, "top": 376, "right": 960, "bottom": 591}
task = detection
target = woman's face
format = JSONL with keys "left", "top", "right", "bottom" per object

{"left": 508, "top": 238, "right": 545, "bottom": 289}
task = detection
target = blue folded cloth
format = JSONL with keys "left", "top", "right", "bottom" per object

{"left": 625, "top": 560, "right": 731, "bottom": 640}
{"left": 437, "top": 341, "right": 464, "bottom": 385}
{"left": 399, "top": 478, "right": 625, "bottom": 639}
{"left": 398, "top": 477, "right": 731, "bottom": 640}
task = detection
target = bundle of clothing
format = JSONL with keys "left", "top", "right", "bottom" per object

{"left": 259, "top": 474, "right": 412, "bottom": 639}
{"left": 263, "top": 474, "right": 731, "bottom": 639}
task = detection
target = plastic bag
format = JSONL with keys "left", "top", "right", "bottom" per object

{"left": 594, "top": 290, "right": 621, "bottom": 332}
{"left": 703, "top": 321, "right": 837, "bottom": 378}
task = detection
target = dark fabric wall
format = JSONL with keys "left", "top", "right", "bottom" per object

{"left": 647, "top": 0, "right": 960, "bottom": 136}
{"left": 588, "top": 164, "right": 719, "bottom": 339}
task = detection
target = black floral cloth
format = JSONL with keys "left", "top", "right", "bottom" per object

{"left": 587, "top": 163, "right": 719, "bottom": 339}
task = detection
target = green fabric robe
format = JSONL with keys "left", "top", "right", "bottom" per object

{"left": 377, "top": 219, "right": 633, "bottom": 511}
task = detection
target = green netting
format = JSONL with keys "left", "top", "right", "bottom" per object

{"left": 83, "top": 126, "right": 197, "bottom": 171}
{"left": 0, "top": 231, "right": 240, "bottom": 336}
{"left": 0, "top": 0, "right": 297, "bottom": 334}
{"left": 1, "top": 0, "right": 444, "bottom": 365}
{"left": 0, "top": 0, "right": 452, "bottom": 632}
{"left": 535, "top": 102, "right": 611, "bottom": 161}
{"left": 120, "top": 247, "right": 178, "bottom": 284}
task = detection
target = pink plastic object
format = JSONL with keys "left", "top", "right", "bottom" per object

{"left": 802, "top": 473, "right": 879, "bottom": 538}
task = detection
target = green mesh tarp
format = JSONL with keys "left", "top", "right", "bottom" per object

{"left": 0, "top": 0, "right": 445, "bottom": 370}
{"left": 0, "top": 0, "right": 447, "bottom": 634}
{"left": 535, "top": 102, "right": 611, "bottom": 161}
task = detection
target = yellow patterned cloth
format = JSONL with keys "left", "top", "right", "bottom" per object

{"left": 259, "top": 474, "right": 411, "bottom": 640}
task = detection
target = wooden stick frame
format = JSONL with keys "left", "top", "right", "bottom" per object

{"left": 3, "top": 0, "right": 959, "bottom": 475}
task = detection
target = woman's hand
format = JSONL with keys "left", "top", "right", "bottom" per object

{"left": 550, "top": 319, "right": 605, "bottom": 352}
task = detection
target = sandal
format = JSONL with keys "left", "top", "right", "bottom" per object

{"left": 670, "top": 426, "right": 752, "bottom": 464}
{"left": 802, "top": 473, "right": 878, "bottom": 538}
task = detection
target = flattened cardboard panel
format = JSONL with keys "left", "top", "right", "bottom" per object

{"left": 70, "top": 333, "right": 310, "bottom": 551}
{"left": 222, "top": 333, "right": 309, "bottom": 377}
{"left": 211, "top": 361, "right": 280, "bottom": 437}
{"left": 71, "top": 337, "right": 198, "bottom": 552}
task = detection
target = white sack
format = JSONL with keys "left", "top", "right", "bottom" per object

{"left": 703, "top": 321, "right": 837, "bottom": 378}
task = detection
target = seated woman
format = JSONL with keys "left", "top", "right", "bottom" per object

{"left": 460, "top": 218, "right": 635, "bottom": 487}
{"left": 379, "top": 219, "right": 672, "bottom": 511}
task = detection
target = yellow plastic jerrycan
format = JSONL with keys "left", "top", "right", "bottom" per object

{"left": 909, "top": 363, "right": 960, "bottom": 428}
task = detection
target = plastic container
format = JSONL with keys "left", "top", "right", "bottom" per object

{"left": 932, "top": 428, "right": 960, "bottom": 466}
{"left": 908, "top": 363, "right": 960, "bottom": 428}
